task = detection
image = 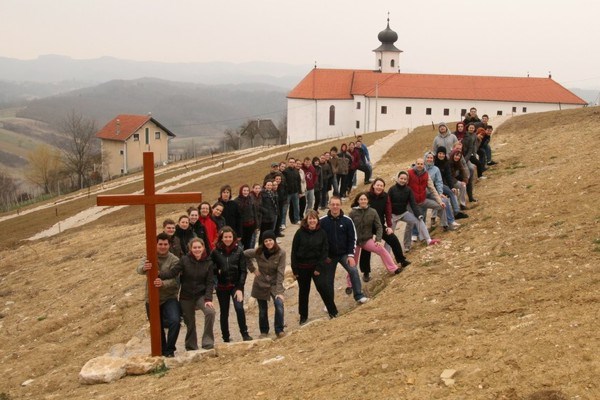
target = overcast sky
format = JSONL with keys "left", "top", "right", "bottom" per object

{"left": 2, "top": 0, "right": 599, "bottom": 89}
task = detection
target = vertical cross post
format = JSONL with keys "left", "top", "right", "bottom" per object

{"left": 97, "top": 152, "right": 202, "bottom": 356}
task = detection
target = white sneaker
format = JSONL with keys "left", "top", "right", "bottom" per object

{"left": 322, "top": 306, "right": 328, "bottom": 313}
{"left": 276, "top": 238, "right": 282, "bottom": 244}
{"left": 479, "top": 176, "right": 487, "bottom": 180}
{"left": 411, "top": 235, "right": 417, "bottom": 242}
{"left": 451, "top": 221, "right": 460, "bottom": 227}
{"left": 357, "top": 297, "right": 370, "bottom": 304}
{"left": 280, "top": 225, "right": 286, "bottom": 231}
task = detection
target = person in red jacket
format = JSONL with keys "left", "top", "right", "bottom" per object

{"left": 407, "top": 158, "right": 448, "bottom": 229}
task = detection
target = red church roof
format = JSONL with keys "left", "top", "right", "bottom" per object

{"left": 95, "top": 114, "right": 176, "bottom": 141}
{"left": 288, "top": 69, "right": 587, "bottom": 105}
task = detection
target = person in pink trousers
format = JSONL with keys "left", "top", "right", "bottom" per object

{"left": 348, "top": 192, "right": 402, "bottom": 276}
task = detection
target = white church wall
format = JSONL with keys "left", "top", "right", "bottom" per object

{"left": 288, "top": 96, "right": 582, "bottom": 144}
{"left": 287, "top": 98, "right": 354, "bottom": 144}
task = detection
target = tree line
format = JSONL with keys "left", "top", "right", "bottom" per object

{"left": 0, "top": 111, "right": 101, "bottom": 212}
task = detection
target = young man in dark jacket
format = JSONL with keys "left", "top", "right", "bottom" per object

{"left": 319, "top": 196, "right": 369, "bottom": 304}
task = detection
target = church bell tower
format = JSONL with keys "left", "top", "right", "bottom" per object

{"left": 373, "top": 17, "right": 402, "bottom": 73}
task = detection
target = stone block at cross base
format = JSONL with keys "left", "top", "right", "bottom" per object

{"left": 79, "top": 356, "right": 127, "bottom": 384}
{"left": 125, "top": 355, "right": 165, "bottom": 375}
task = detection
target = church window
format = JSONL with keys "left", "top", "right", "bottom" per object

{"left": 443, "top": 108, "right": 450, "bottom": 116}
{"left": 119, "top": 150, "right": 124, "bottom": 155}
{"left": 522, "top": 107, "right": 527, "bottom": 113}
{"left": 145, "top": 128, "right": 150, "bottom": 145}
{"left": 512, "top": 106, "right": 517, "bottom": 113}
{"left": 378, "top": 59, "right": 382, "bottom": 67}
{"left": 426, "top": 108, "right": 432, "bottom": 115}
{"left": 461, "top": 109, "right": 467, "bottom": 117}
{"left": 356, "top": 102, "right": 361, "bottom": 110}
{"left": 391, "top": 59, "right": 395, "bottom": 68}
{"left": 497, "top": 110, "right": 503, "bottom": 116}
{"left": 405, "top": 106, "right": 412, "bottom": 115}
{"left": 381, "top": 106, "right": 387, "bottom": 114}
{"left": 329, "top": 105, "right": 335, "bottom": 126}
{"left": 356, "top": 121, "right": 360, "bottom": 129}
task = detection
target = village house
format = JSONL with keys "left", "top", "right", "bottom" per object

{"left": 287, "top": 20, "right": 587, "bottom": 144}
{"left": 96, "top": 114, "right": 175, "bottom": 179}
{"left": 239, "top": 119, "right": 281, "bottom": 149}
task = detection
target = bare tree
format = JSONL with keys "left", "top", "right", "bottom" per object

{"left": 278, "top": 113, "right": 288, "bottom": 144}
{"left": 25, "top": 144, "right": 62, "bottom": 194}
{"left": 60, "top": 111, "right": 99, "bottom": 189}
{"left": 0, "top": 170, "right": 20, "bottom": 211}
{"left": 223, "top": 128, "right": 241, "bottom": 151}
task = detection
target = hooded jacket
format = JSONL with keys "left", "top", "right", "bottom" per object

{"left": 432, "top": 122, "right": 458, "bottom": 154}
{"left": 424, "top": 151, "right": 444, "bottom": 196}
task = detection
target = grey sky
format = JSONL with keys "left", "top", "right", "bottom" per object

{"left": 2, "top": 0, "right": 599, "bottom": 88}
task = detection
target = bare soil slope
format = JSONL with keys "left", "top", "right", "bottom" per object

{"left": 0, "top": 107, "right": 599, "bottom": 400}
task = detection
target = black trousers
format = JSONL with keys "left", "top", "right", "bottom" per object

{"left": 296, "top": 267, "right": 337, "bottom": 320}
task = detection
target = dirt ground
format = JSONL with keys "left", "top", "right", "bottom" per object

{"left": 0, "top": 107, "right": 599, "bottom": 400}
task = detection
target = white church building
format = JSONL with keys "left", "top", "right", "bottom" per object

{"left": 287, "top": 20, "right": 587, "bottom": 144}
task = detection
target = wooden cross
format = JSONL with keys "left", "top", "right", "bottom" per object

{"left": 97, "top": 152, "right": 202, "bottom": 357}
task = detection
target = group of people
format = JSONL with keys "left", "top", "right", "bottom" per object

{"left": 136, "top": 111, "right": 496, "bottom": 357}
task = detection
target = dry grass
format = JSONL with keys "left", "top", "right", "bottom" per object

{"left": 1, "top": 108, "right": 600, "bottom": 400}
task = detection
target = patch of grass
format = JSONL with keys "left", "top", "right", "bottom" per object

{"left": 593, "top": 238, "right": 600, "bottom": 245}
{"left": 525, "top": 184, "right": 533, "bottom": 189}
{"left": 549, "top": 156, "right": 558, "bottom": 160}
{"left": 37, "top": 315, "right": 47, "bottom": 321}
{"left": 152, "top": 363, "right": 169, "bottom": 378}
{"left": 0, "top": 392, "right": 12, "bottom": 400}
{"left": 551, "top": 221, "right": 565, "bottom": 227}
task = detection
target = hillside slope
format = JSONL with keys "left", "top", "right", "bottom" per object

{"left": 0, "top": 108, "right": 599, "bottom": 400}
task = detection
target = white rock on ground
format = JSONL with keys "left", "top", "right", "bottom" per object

{"left": 79, "top": 356, "right": 127, "bottom": 384}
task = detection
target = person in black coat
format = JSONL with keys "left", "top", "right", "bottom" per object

{"left": 210, "top": 226, "right": 252, "bottom": 342}
{"left": 291, "top": 210, "right": 336, "bottom": 323}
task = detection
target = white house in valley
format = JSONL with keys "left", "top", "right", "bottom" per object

{"left": 286, "top": 20, "right": 587, "bottom": 144}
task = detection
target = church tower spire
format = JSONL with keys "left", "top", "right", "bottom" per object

{"left": 373, "top": 15, "right": 403, "bottom": 73}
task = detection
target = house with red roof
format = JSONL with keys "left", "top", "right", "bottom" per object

{"left": 96, "top": 114, "right": 175, "bottom": 179}
{"left": 287, "top": 20, "right": 587, "bottom": 144}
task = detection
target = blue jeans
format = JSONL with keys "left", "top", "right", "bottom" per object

{"left": 285, "top": 193, "right": 300, "bottom": 224}
{"left": 326, "top": 255, "right": 364, "bottom": 301}
{"left": 257, "top": 295, "right": 285, "bottom": 334}
{"left": 304, "top": 189, "right": 315, "bottom": 215}
{"left": 482, "top": 142, "right": 493, "bottom": 162}
{"left": 145, "top": 298, "right": 181, "bottom": 356}
{"left": 443, "top": 185, "right": 460, "bottom": 215}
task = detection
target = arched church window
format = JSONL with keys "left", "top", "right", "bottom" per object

{"left": 391, "top": 59, "right": 395, "bottom": 68}
{"left": 329, "top": 105, "right": 335, "bottom": 126}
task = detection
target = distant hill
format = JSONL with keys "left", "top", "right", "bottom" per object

{"left": 0, "top": 54, "right": 308, "bottom": 89}
{"left": 568, "top": 88, "right": 599, "bottom": 104}
{"left": 16, "top": 78, "right": 288, "bottom": 140}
